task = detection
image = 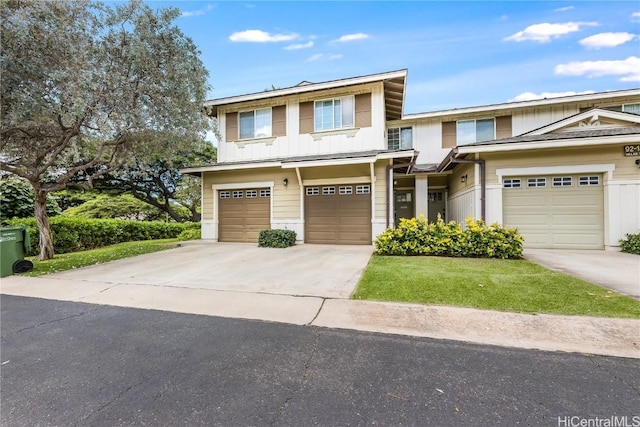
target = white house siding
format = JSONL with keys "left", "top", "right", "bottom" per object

{"left": 605, "top": 180, "right": 640, "bottom": 249}
{"left": 447, "top": 187, "right": 477, "bottom": 224}
{"left": 409, "top": 119, "right": 451, "bottom": 165}
{"left": 511, "top": 105, "right": 580, "bottom": 135}
{"left": 217, "top": 83, "right": 386, "bottom": 163}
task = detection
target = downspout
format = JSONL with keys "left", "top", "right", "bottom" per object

{"left": 385, "top": 152, "right": 418, "bottom": 228}
{"left": 449, "top": 157, "right": 486, "bottom": 221}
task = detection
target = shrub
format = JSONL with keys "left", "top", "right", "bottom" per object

{"left": 258, "top": 229, "right": 296, "bottom": 248}
{"left": 620, "top": 232, "right": 640, "bottom": 255}
{"left": 374, "top": 215, "right": 523, "bottom": 259}
{"left": 4, "top": 217, "right": 199, "bottom": 255}
{"left": 177, "top": 228, "right": 201, "bottom": 241}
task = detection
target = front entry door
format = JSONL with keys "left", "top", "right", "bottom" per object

{"left": 395, "top": 191, "right": 414, "bottom": 226}
{"left": 428, "top": 191, "right": 445, "bottom": 223}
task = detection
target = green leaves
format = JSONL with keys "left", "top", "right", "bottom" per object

{"left": 620, "top": 232, "right": 640, "bottom": 255}
{"left": 258, "top": 229, "right": 297, "bottom": 248}
{"left": 374, "top": 215, "right": 524, "bottom": 259}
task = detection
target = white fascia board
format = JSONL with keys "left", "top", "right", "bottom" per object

{"left": 180, "top": 161, "right": 282, "bottom": 174}
{"left": 376, "top": 150, "right": 416, "bottom": 159}
{"left": 204, "top": 70, "right": 407, "bottom": 108}
{"left": 402, "top": 89, "right": 640, "bottom": 120}
{"left": 455, "top": 134, "right": 640, "bottom": 154}
{"left": 524, "top": 109, "right": 640, "bottom": 135}
{"left": 281, "top": 156, "right": 376, "bottom": 169}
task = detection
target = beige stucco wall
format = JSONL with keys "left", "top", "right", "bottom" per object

{"left": 481, "top": 144, "right": 639, "bottom": 183}
{"left": 202, "top": 167, "right": 300, "bottom": 221}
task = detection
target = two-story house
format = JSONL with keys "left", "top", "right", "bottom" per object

{"left": 183, "top": 69, "right": 640, "bottom": 250}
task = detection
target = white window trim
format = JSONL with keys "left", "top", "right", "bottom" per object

{"left": 387, "top": 126, "right": 414, "bottom": 150}
{"left": 238, "top": 107, "right": 272, "bottom": 140}
{"left": 313, "top": 96, "right": 355, "bottom": 132}
{"left": 496, "top": 164, "right": 615, "bottom": 184}
{"left": 456, "top": 118, "right": 496, "bottom": 145}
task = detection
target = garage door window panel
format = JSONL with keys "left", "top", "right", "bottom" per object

{"left": 356, "top": 185, "right": 370, "bottom": 194}
{"left": 306, "top": 187, "right": 319, "bottom": 196}
{"left": 220, "top": 191, "right": 231, "bottom": 199}
{"left": 553, "top": 177, "right": 572, "bottom": 187}
{"left": 232, "top": 190, "right": 243, "bottom": 198}
{"left": 579, "top": 176, "right": 599, "bottom": 186}
{"left": 527, "top": 178, "right": 546, "bottom": 188}
{"left": 322, "top": 186, "right": 336, "bottom": 195}
{"left": 503, "top": 179, "right": 521, "bottom": 189}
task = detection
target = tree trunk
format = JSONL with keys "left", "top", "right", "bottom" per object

{"left": 34, "top": 189, "right": 55, "bottom": 260}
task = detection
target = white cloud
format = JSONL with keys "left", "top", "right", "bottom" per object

{"left": 631, "top": 12, "right": 640, "bottom": 23}
{"left": 335, "top": 33, "right": 369, "bottom": 42}
{"left": 181, "top": 4, "right": 215, "bottom": 18}
{"left": 580, "top": 32, "right": 637, "bottom": 49}
{"left": 620, "top": 74, "right": 640, "bottom": 82}
{"left": 555, "top": 56, "right": 640, "bottom": 82}
{"left": 284, "top": 41, "right": 314, "bottom": 50}
{"left": 509, "top": 90, "right": 595, "bottom": 102}
{"left": 504, "top": 22, "right": 598, "bottom": 43}
{"left": 229, "top": 30, "right": 298, "bottom": 43}
{"left": 554, "top": 6, "right": 575, "bottom": 12}
{"left": 306, "top": 53, "right": 343, "bottom": 62}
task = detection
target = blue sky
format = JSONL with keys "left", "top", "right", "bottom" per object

{"left": 154, "top": 1, "right": 639, "bottom": 114}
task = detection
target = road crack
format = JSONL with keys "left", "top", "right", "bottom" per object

{"left": 271, "top": 328, "right": 320, "bottom": 425}
{"left": 587, "top": 355, "right": 640, "bottom": 396}
{"left": 6, "top": 307, "right": 100, "bottom": 337}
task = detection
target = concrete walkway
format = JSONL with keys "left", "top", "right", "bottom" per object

{"left": 525, "top": 249, "right": 640, "bottom": 299}
{"left": 2, "top": 274, "right": 639, "bottom": 359}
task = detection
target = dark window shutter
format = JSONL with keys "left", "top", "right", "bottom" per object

{"left": 355, "top": 93, "right": 372, "bottom": 128}
{"left": 299, "top": 101, "right": 314, "bottom": 134}
{"left": 495, "top": 116, "right": 512, "bottom": 139}
{"left": 442, "top": 121, "right": 456, "bottom": 148}
{"left": 226, "top": 112, "right": 238, "bottom": 142}
{"left": 272, "top": 105, "right": 286, "bottom": 137}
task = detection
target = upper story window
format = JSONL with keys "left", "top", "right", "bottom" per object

{"left": 387, "top": 127, "right": 413, "bottom": 150}
{"left": 314, "top": 97, "right": 354, "bottom": 131}
{"left": 622, "top": 103, "right": 640, "bottom": 114}
{"left": 456, "top": 118, "right": 495, "bottom": 145}
{"left": 239, "top": 108, "right": 271, "bottom": 139}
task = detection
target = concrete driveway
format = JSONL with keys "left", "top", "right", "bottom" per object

{"left": 524, "top": 249, "right": 640, "bottom": 299}
{"left": 45, "top": 242, "right": 373, "bottom": 299}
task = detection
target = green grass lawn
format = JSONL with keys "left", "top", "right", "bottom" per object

{"left": 352, "top": 256, "right": 640, "bottom": 318}
{"left": 22, "top": 239, "right": 180, "bottom": 277}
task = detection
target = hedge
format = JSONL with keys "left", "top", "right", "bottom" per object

{"left": 258, "top": 229, "right": 296, "bottom": 248}
{"left": 620, "top": 232, "right": 640, "bottom": 255}
{"left": 4, "top": 217, "right": 199, "bottom": 255}
{"left": 375, "top": 216, "right": 524, "bottom": 259}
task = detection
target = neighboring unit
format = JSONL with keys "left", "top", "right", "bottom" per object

{"left": 183, "top": 70, "right": 640, "bottom": 250}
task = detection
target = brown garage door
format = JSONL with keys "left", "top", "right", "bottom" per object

{"left": 305, "top": 184, "right": 371, "bottom": 245}
{"left": 218, "top": 188, "right": 270, "bottom": 242}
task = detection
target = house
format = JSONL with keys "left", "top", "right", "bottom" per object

{"left": 182, "top": 69, "right": 640, "bottom": 250}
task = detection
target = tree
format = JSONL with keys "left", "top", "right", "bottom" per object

{"left": 0, "top": 0, "right": 210, "bottom": 259}
{"left": 64, "top": 194, "right": 169, "bottom": 221}
{"left": 93, "top": 139, "right": 216, "bottom": 222}
{"left": 0, "top": 174, "right": 61, "bottom": 220}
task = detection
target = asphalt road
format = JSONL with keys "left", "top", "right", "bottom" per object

{"left": 1, "top": 296, "right": 639, "bottom": 427}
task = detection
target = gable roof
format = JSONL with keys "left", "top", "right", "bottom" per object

{"left": 402, "top": 89, "right": 640, "bottom": 121}
{"left": 204, "top": 69, "right": 407, "bottom": 121}
{"left": 520, "top": 108, "right": 640, "bottom": 135}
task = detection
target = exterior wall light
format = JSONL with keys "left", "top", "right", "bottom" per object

{"left": 283, "top": 178, "right": 288, "bottom": 186}
{"left": 460, "top": 174, "right": 468, "bottom": 183}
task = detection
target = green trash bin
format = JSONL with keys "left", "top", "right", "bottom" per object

{"left": 0, "top": 226, "right": 33, "bottom": 277}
